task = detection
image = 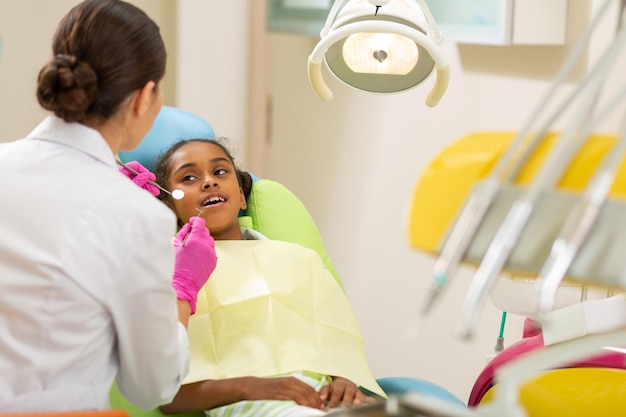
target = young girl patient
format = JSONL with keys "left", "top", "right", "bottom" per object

{"left": 153, "top": 139, "right": 385, "bottom": 417}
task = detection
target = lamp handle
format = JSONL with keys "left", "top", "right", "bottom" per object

{"left": 308, "top": 21, "right": 449, "bottom": 106}
{"left": 425, "top": 65, "right": 449, "bottom": 107}
{"left": 307, "top": 59, "right": 333, "bottom": 102}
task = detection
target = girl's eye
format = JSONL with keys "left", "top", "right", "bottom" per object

{"left": 214, "top": 168, "right": 227, "bottom": 176}
{"left": 182, "top": 174, "right": 197, "bottom": 182}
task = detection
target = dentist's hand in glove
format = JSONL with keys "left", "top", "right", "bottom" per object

{"left": 171, "top": 216, "right": 217, "bottom": 314}
{"left": 118, "top": 160, "right": 160, "bottom": 197}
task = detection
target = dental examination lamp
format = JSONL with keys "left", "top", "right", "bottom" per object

{"left": 307, "top": 0, "right": 449, "bottom": 107}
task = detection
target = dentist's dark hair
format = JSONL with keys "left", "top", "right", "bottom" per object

{"left": 37, "top": 0, "right": 166, "bottom": 123}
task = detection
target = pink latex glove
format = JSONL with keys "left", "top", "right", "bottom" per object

{"left": 118, "top": 160, "right": 160, "bottom": 197}
{"left": 171, "top": 216, "right": 217, "bottom": 314}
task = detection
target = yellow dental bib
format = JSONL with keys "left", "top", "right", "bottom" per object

{"left": 183, "top": 239, "right": 386, "bottom": 398}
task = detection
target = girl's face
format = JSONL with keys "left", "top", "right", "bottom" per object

{"left": 165, "top": 141, "right": 246, "bottom": 240}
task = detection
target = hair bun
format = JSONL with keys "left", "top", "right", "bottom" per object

{"left": 37, "top": 54, "right": 99, "bottom": 123}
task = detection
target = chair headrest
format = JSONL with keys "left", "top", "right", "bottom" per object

{"left": 118, "top": 106, "right": 216, "bottom": 172}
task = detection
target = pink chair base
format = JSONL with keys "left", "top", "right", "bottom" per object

{"left": 469, "top": 331, "right": 626, "bottom": 406}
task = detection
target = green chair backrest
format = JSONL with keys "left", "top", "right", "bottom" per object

{"left": 240, "top": 178, "right": 342, "bottom": 290}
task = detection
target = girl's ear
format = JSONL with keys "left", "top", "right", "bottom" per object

{"left": 239, "top": 187, "right": 247, "bottom": 210}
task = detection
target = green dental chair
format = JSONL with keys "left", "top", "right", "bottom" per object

{"left": 111, "top": 106, "right": 464, "bottom": 416}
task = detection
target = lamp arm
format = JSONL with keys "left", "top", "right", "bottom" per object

{"left": 308, "top": 21, "right": 449, "bottom": 105}
{"left": 321, "top": 0, "right": 351, "bottom": 37}
{"left": 413, "top": 0, "right": 443, "bottom": 44}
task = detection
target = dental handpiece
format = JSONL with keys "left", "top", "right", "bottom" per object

{"left": 421, "top": 179, "right": 500, "bottom": 318}
{"left": 536, "top": 85, "right": 626, "bottom": 313}
{"left": 115, "top": 159, "right": 184, "bottom": 200}
{"left": 458, "top": 199, "right": 534, "bottom": 340}
{"left": 535, "top": 199, "right": 602, "bottom": 314}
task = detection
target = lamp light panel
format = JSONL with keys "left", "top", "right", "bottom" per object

{"left": 342, "top": 32, "right": 419, "bottom": 75}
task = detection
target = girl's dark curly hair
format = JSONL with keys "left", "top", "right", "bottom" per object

{"left": 154, "top": 138, "right": 253, "bottom": 204}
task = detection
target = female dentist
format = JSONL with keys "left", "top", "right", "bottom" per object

{"left": 0, "top": 0, "right": 216, "bottom": 412}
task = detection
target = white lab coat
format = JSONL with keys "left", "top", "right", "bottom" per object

{"left": 0, "top": 116, "right": 189, "bottom": 411}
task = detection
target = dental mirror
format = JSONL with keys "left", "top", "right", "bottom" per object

{"left": 115, "top": 159, "right": 184, "bottom": 200}
{"left": 171, "top": 189, "right": 185, "bottom": 200}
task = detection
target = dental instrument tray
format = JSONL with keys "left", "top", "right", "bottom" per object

{"left": 442, "top": 181, "right": 626, "bottom": 289}
{"left": 407, "top": 131, "right": 626, "bottom": 290}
